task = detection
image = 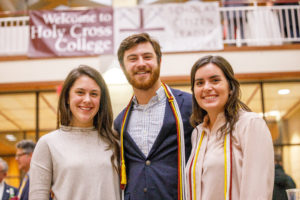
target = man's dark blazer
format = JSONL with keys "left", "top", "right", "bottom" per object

{"left": 114, "top": 88, "right": 193, "bottom": 200}
{"left": 2, "top": 182, "right": 18, "bottom": 200}
{"left": 17, "top": 175, "right": 52, "bottom": 200}
{"left": 17, "top": 176, "right": 29, "bottom": 200}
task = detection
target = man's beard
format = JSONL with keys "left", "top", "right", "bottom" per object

{"left": 124, "top": 66, "right": 160, "bottom": 90}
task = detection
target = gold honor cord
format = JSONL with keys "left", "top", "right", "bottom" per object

{"left": 225, "top": 132, "right": 232, "bottom": 200}
{"left": 192, "top": 131, "right": 204, "bottom": 200}
{"left": 224, "top": 133, "right": 228, "bottom": 199}
{"left": 120, "top": 96, "right": 133, "bottom": 189}
{"left": 189, "top": 131, "right": 232, "bottom": 200}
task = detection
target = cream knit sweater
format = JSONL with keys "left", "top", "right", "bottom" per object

{"left": 29, "top": 126, "right": 120, "bottom": 200}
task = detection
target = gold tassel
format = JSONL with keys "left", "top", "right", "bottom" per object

{"left": 121, "top": 159, "right": 127, "bottom": 185}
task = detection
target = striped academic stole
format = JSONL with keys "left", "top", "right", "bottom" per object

{"left": 188, "top": 130, "right": 232, "bottom": 200}
{"left": 120, "top": 83, "right": 187, "bottom": 200}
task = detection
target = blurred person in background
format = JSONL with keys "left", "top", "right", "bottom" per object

{"left": 15, "top": 140, "right": 35, "bottom": 200}
{"left": 0, "top": 157, "right": 18, "bottom": 200}
{"left": 273, "top": 153, "right": 296, "bottom": 200}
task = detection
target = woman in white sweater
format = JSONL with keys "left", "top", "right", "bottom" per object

{"left": 29, "top": 65, "right": 120, "bottom": 200}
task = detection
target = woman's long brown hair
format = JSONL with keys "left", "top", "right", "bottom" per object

{"left": 190, "top": 55, "right": 251, "bottom": 136}
{"left": 57, "top": 65, "right": 119, "bottom": 173}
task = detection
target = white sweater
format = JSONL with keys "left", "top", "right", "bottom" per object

{"left": 29, "top": 126, "right": 120, "bottom": 200}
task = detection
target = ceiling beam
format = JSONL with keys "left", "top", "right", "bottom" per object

{"left": 0, "top": 0, "right": 16, "bottom": 12}
{"left": 0, "top": 81, "right": 62, "bottom": 92}
{"left": 40, "top": 94, "right": 56, "bottom": 115}
{"left": 0, "top": 128, "right": 54, "bottom": 134}
{"left": 0, "top": 109, "right": 23, "bottom": 131}
{"left": 70, "top": 0, "right": 110, "bottom": 7}
{"left": 29, "top": 0, "right": 68, "bottom": 10}
{"left": 27, "top": 0, "right": 51, "bottom": 10}
{"left": 282, "top": 98, "right": 300, "bottom": 120}
{"left": 245, "top": 84, "right": 260, "bottom": 105}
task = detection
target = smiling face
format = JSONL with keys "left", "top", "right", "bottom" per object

{"left": 123, "top": 42, "right": 160, "bottom": 90}
{"left": 193, "top": 63, "right": 230, "bottom": 118}
{"left": 68, "top": 75, "right": 101, "bottom": 127}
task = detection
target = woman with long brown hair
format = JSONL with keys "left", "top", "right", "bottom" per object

{"left": 185, "top": 55, "right": 274, "bottom": 200}
{"left": 29, "top": 65, "right": 120, "bottom": 200}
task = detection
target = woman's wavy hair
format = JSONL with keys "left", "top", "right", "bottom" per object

{"left": 57, "top": 65, "right": 119, "bottom": 173}
{"left": 190, "top": 55, "right": 251, "bottom": 136}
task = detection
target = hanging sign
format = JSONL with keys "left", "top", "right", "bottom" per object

{"left": 114, "top": 2, "right": 223, "bottom": 53}
{"left": 28, "top": 8, "right": 113, "bottom": 58}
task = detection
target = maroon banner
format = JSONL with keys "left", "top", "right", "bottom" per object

{"left": 28, "top": 8, "right": 113, "bottom": 58}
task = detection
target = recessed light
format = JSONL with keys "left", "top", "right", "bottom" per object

{"left": 103, "top": 63, "right": 128, "bottom": 85}
{"left": 278, "top": 89, "right": 290, "bottom": 95}
{"left": 264, "top": 110, "right": 281, "bottom": 121}
{"left": 5, "top": 134, "right": 17, "bottom": 141}
{"left": 268, "top": 110, "right": 280, "bottom": 117}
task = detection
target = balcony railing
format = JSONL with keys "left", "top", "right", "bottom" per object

{"left": 221, "top": 5, "right": 300, "bottom": 46}
{"left": 0, "top": 5, "right": 299, "bottom": 56}
{"left": 0, "top": 16, "right": 29, "bottom": 55}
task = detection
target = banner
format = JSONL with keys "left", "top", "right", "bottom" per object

{"left": 28, "top": 8, "right": 113, "bottom": 57}
{"left": 114, "top": 2, "right": 223, "bottom": 53}
{"left": 28, "top": 2, "right": 222, "bottom": 58}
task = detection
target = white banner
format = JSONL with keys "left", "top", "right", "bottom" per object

{"left": 114, "top": 2, "right": 223, "bottom": 53}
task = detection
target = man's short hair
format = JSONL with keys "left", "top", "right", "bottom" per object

{"left": 0, "top": 157, "right": 8, "bottom": 173}
{"left": 117, "top": 33, "right": 162, "bottom": 68}
{"left": 16, "top": 140, "right": 36, "bottom": 154}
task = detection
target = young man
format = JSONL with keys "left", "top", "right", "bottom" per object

{"left": 0, "top": 158, "right": 18, "bottom": 200}
{"left": 15, "top": 140, "right": 35, "bottom": 200}
{"left": 114, "top": 33, "right": 193, "bottom": 200}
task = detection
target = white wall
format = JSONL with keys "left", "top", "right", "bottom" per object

{"left": 0, "top": 57, "right": 101, "bottom": 83}
{"left": 160, "top": 49, "right": 300, "bottom": 76}
{"left": 0, "top": 48, "right": 300, "bottom": 84}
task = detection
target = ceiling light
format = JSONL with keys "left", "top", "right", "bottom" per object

{"left": 264, "top": 110, "right": 281, "bottom": 121}
{"left": 90, "top": 0, "right": 112, "bottom": 6}
{"left": 5, "top": 134, "right": 17, "bottom": 141}
{"left": 278, "top": 89, "right": 290, "bottom": 95}
{"left": 267, "top": 110, "right": 280, "bottom": 117}
{"left": 103, "top": 62, "right": 128, "bottom": 85}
